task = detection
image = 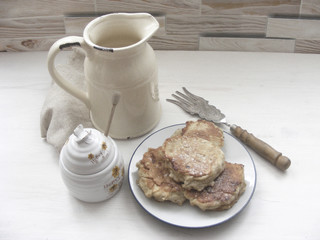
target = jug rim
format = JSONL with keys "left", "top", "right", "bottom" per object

{"left": 83, "top": 12, "right": 159, "bottom": 53}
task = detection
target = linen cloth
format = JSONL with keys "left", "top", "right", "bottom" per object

{"left": 40, "top": 50, "right": 93, "bottom": 151}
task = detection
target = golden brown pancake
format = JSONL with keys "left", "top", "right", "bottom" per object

{"left": 136, "top": 120, "right": 246, "bottom": 211}
{"left": 162, "top": 135, "right": 225, "bottom": 191}
{"left": 182, "top": 120, "right": 224, "bottom": 147}
{"left": 184, "top": 162, "right": 246, "bottom": 211}
{"left": 136, "top": 147, "right": 186, "bottom": 205}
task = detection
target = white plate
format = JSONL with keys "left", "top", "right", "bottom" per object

{"left": 128, "top": 124, "right": 256, "bottom": 228}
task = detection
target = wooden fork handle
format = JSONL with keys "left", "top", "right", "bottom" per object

{"left": 230, "top": 125, "right": 291, "bottom": 171}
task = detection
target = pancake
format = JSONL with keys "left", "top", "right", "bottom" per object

{"left": 136, "top": 147, "right": 186, "bottom": 205}
{"left": 184, "top": 162, "right": 246, "bottom": 211}
{"left": 182, "top": 120, "right": 224, "bottom": 147}
{"left": 162, "top": 135, "right": 225, "bottom": 191}
{"left": 136, "top": 120, "right": 246, "bottom": 211}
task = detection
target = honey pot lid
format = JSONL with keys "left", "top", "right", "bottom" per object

{"left": 60, "top": 124, "right": 115, "bottom": 175}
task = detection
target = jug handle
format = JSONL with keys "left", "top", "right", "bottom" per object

{"left": 47, "top": 36, "right": 90, "bottom": 109}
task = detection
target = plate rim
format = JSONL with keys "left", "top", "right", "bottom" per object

{"left": 128, "top": 123, "right": 257, "bottom": 228}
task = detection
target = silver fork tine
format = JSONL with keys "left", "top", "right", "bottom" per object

{"left": 166, "top": 98, "right": 194, "bottom": 114}
{"left": 182, "top": 87, "right": 208, "bottom": 103}
{"left": 182, "top": 87, "right": 198, "bottom": 101}
{"left": 172, "top": 93, "right": 192, "bottom": 106}
{"left": 174, "top": 90, "right": 195, "bottom": 104}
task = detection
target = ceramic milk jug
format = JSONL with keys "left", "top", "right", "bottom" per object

{"left": 59, "top": 124, "right": 124, "bottom": 202}
{"left": 47, "top": 13, "right": 161, "bottom": 139}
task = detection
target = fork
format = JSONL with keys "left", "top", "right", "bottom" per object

{"left": 167, "top": 87, "right": 291, "bottom": 171}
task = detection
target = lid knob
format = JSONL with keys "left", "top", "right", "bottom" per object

{"left": 73, "top": 124, "right": 94, "bottom": 144}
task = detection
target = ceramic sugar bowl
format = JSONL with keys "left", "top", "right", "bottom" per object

{"left": 59, "top": 124, "right": 124, "bottom": 202}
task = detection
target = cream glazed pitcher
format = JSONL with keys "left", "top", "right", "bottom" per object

{"left": 47, "top": 13, "right": 161, "bottom": 139}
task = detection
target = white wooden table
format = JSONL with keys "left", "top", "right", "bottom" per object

{"left": 1, "top": 50, "right": 319, "bottom": 240}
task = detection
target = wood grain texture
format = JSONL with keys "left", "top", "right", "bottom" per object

{"left": 0, "top": 0, "right": 320, "bottom": 53}
{"left": 64, "top": 16, "right": 96, "bottom": 35}
{"left": 201, "top": 0, "right": 301, "bottom": 16}
{"left": 166, "top": 15, "right": 267, "bottom": 35}
{"left": 295, "top": 39, "right": 320, "bottom": 53}
{"left": 0, "top": 36, "right": 63, "bottom": 52}
{"left": 95, "top": 0, "right": 201, "bottom": 15}
{"left": 199, "top": 37, "right": 295, "bottom": 52}
{"left": 267, "top": 18, "right": 320, "bottom": 39}
{"left": 300, "top": 0, "right": 320, "bottom": 15}
{"left": 0, "top": 16, "right": 65, "bottom": 39}
{"left": 149, "top": 35, "right": 198, "bottom": 50}
{"left": 0, "top": 0, "right": 95, "bottom": 18}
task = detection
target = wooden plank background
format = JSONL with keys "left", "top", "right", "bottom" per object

{"left": 0, "top": 0, "right": 320, "bottom": 53}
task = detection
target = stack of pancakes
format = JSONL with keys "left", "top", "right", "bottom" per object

{"left": 136, "top": 120, "right": 246, "bottom": 211}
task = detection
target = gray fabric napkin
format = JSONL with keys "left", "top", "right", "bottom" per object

{"left": 40, "top": 49, "right": 93, "bottom": 152}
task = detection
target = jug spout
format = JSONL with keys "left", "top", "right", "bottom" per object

{"left": 131, "top": 13, "right": 159, "bottom": 43}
